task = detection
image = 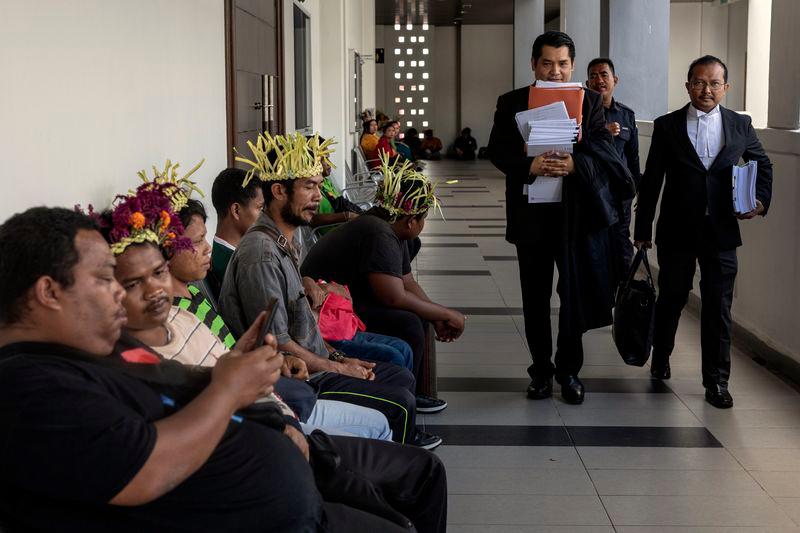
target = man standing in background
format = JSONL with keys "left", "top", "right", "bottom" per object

{"left": 587, "top": 57, "right": 641, "bottom": 276}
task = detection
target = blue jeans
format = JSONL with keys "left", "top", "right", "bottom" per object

{"left": 301, "top": 400, "right": 392, "bottom": 441}
{"left": 329, "top": 331, "right": 414, "bottom": 371}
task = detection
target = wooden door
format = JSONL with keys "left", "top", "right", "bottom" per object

{"left": 225, "top": 0, "right": 284, "bottom": 167}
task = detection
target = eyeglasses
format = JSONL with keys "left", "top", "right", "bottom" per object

{"left": 690, "top": 80, "right": 726, "bottom": 91}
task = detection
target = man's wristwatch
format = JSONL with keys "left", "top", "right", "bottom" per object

{"left": 328, "top": 350, "right": 346, "bottom": 362}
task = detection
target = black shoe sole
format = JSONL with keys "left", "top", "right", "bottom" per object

{"left": 416, "top": 403, "right": 448, "bottom": 414}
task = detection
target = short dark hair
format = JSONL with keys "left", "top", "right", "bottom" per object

{"left": 687, "top": 55, "right": 728, "bottom": 82}
{"left": 532, "top": 31, "right": 575, "bottom": 62}
{"left": 587, "top": 57, "right": 615, "bottom": 75}
{"left": 0, "top": 207, "right": 99, "bottom": 325}
{"left": 211, "top": 168, "right": 262, "bottom": 220}
{"left": 179, "top": 198, "right": 207, "bottom": 229}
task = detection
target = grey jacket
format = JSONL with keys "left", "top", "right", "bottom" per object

{"left": 218, "top": 213, "right": 327, "bottom": 357}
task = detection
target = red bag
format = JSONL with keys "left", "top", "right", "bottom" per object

{"left": 317, "top": 292, "right": 366, "bottom": 341}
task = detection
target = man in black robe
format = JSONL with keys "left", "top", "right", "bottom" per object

{"left": 488, "top": 31, "right": 633, "bottom": 404}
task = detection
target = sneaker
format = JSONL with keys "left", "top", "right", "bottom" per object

{"left": 416, "top": 394, "right": 448, "bottom": 413}
{"left": 412, "top": 430, "right": 443, "bottom": 450}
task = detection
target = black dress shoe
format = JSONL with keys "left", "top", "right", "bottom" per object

{"left": 650, "top": 362, "right": 671, "bottom": 380}
{"left": 526, "top": 375, "right": 553, "bottom": 399}
{"left": 705, "top": 385, "right": 733, "bottom": 409}
{"left": 556, "top": 374, "right": 585, "bottom": 405}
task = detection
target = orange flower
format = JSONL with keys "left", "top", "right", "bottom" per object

{"left": 129, "top": 212, "right": 146, "bottom": 230}
{"left": 160, "top": 210, "right": 171, "bottom": 231}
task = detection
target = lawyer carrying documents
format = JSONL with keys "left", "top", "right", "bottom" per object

{"left": 487, "top": 31, "right": 635, "bottom": 406}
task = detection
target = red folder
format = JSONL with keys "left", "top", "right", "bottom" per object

{"left": 528, "top": 86, "right": 585, "bottom": 124}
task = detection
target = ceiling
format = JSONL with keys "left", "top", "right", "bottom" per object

{"left": 375, "top": 0, "right": 564, "bottom": 26}
{"left": 376, "top": 0, "right": 706, "bottom": 26}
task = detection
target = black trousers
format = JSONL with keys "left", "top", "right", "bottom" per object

{"left": 311, "top": 362, "right": 418, "bottom": 444}
{"left": 653, "top": 245, "right": 738, "bottom": 388}
{"left": 320, "top": 435, "right": 448, "bottom": 533}
{"left": 358, "top": 305, "right": 426, "bottom": 394}
{"left": 516, "top": 242, "right": 584, "bottom": 379}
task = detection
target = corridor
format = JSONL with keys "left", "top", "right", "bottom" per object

{"left": 415, "top": 160, "right": 800, "bottom": 532}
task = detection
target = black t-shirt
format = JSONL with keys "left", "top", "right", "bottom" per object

{"left": 301, "top": 214, "right": 411, "bottom": 307}
{"left": 0, "top": 342, "right": 318, "bottom": 532}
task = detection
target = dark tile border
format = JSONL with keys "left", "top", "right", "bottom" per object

{"left": 425, "top": 424, "right": 571, "bottom": 446}
{"left": 483, "top": 255, "right": 517, "bottom": 261}
{"left": 567, "top": 426, "right": 723, "bottom": 448}
{"left": 437, "top": 377, "right": 673, "bottom": 394}
{"left": 425, "top": 424, "right": 721, "bottom": 448}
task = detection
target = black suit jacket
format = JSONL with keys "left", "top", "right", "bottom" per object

{"left": 634, "top": 104, "right": 773, "bottom": 251}
{"left": 488, "top": 86, "right": 633, "bottom": 245}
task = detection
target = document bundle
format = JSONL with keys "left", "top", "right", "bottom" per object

{"left": 732, "top": 160, "right": 758, "bottom": 214}
{"left": 515, "top": 82, "right": 585, "bottom": 157}
{"left": 516, "top": 82, "right": 585, "bottom": 203}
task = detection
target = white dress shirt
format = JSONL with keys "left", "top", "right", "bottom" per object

{"left": 686, "top": 105, "right": 723, "bottom": 170}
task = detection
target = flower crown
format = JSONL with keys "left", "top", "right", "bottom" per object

{"left": 234, "top": 132, "right": 335, "bottom": 185}
{"left": 105, "top": 182, "right": 194, "bottom": 256}
{"left": 375, "top": 152, "right": 440, "bottom": 222}
{"left": 101, "top": 158, "right": 206, "bottom": 256}
{"left": 136, "top": 159, "right": 205, "bottom": 212}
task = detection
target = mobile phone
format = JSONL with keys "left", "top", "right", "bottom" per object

{"left": 255, "top": 297, "right": 278, "bottom": 348}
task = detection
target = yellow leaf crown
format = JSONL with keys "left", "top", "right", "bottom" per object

{"left": 375, "top": 152, "right": 441, "bottom": 222}
{"left": 234, "top": 132, "right": 336, "bottom": 185}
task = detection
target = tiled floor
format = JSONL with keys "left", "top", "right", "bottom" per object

{"left": 415, "top": 160, "right": 800, "bottom": 532}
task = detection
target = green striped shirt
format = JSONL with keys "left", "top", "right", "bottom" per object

{"left": 173, "top": 284, "right": 237, "bottom": 349}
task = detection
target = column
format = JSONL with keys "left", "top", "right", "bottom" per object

{"left": 514, "top": 0, "right": 545, "bottom": 88}
{"left": 560, "top": 0, "right": 600, "bottom": 82}
{"left": 607, "top": 0, "right": 670, "bottom": 120}
{"left": 767, "top": 0, "right": 800, "bottom": 130}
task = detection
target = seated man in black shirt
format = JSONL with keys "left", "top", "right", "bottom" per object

{"left": 302, "top": 157, "right": 466, "bottom": 407}
{"left": 0, "top": 206, "right": 447, "bottom": 532}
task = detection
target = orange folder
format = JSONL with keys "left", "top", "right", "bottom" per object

{"left": 528, "top": 86, "right": 585, "bottom": 125}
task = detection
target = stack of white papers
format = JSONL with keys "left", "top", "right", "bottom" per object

{"left": 732, "top": 160, "right": 758, "bottom": 214}
{"left": 515, "top": 101, "right": 579, "bottom": 157}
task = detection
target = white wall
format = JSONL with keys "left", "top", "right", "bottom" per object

{"left": 0, "top": 0, "right": 227, "bottom": 226}
{"left": 375, "top": 24, "right": 514, "bottom": 153}
{"left": 746, "top": 0, "right": 771, "bottom": 128}
{"left": 636, "top": 122, "right": 800, "bottom": 368}
{"left": 433, "top": 27, "right": 459, "bottom": 152}
{"left": 461, "top": 25, "right": 514, "bottom": 150}
{"left": 313, "top": 0, "right": 375, "bottom": 188}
